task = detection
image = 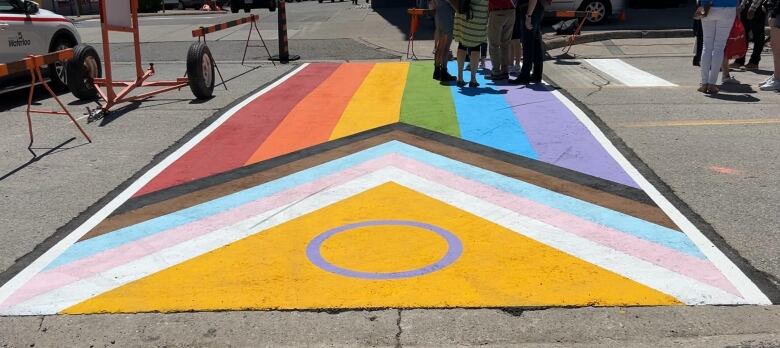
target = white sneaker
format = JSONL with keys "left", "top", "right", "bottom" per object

{"left": 759, "top": 75, "right": 775, "bottom": 86}
{"left": 722, "top": 76, "right": 740, "bottom": 84}
{"left": 759, "top": 79, "right": 780, "bottom": 91}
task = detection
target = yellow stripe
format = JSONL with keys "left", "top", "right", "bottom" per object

{"left": 329, "top": 62, "right": 409, "bottom": 139}
{"left": 620, "top": 119, "right": 780, "bottom": 128}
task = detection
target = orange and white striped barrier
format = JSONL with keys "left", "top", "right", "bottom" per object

{"left": 0, "top": 49, "right": 92, "bottom": 156}
{"left": 192, "top": 14, "right": 273, "bottom": 67}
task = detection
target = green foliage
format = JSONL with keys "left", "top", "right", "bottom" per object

{"left": 137, "top": 0, "right": 162, "bottom": 13}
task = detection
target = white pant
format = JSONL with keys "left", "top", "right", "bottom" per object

{"left": 700, "top": 7, "right": 737, "bottom": 84}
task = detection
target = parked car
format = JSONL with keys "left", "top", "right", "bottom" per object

{"left": 0, "top": 0, "right": 82, "bottom": 92}
{"left": 228, "top": 0, "right": 277, "bottom": 12}
{"left": 547, "top": 0, "right": 626, "bottom": 24}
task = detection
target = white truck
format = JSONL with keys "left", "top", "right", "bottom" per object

{"left": 0, "top": 0, "right": 82, "bottom": 91}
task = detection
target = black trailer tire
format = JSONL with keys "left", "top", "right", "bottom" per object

{"left": 186, "top": 42, "right": 215, "bottom": 100}
{"left": 66, "top": 44, "right": 102, "bottom": 100}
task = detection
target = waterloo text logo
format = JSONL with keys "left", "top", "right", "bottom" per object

{"left": 8, "top": 32, "right": 31, "bottom": 47}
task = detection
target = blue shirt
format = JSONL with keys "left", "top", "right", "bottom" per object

{"left": 709, "top": 0, "right": 737, "bottom": 7}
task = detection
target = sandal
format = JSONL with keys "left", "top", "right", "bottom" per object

{"left": 456, "top": 80, "right": 466, "bottom": 88}
{"left": 469, "top": 80, "right": 479, "bottom": 88}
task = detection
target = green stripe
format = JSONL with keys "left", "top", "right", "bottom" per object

{"left": 399, "top": 62, "right": 460, "bottom": 137}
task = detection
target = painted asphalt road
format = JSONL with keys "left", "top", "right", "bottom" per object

{"left": 0, "top": 59, "right": 773, "bottom": 315}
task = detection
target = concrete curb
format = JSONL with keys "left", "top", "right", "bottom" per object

{"left": 68, "top": 10, "right": 228, "bottom": 23}
{"left": 544, "top": 29, "right": 693, "bottom": 50}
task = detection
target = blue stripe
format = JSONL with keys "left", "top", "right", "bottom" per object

{"left": 447, "top": 61, "right": 537, "bottom": 159}
{"left": 47, "top": 141, "right": 703, "bottom": 270}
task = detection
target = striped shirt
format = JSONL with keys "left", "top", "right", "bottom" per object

{"left": 454, "top": 0, "right": 489, "bottom": 47}
{"left": 739, "top": 0, "right": 766, "bottom": 11}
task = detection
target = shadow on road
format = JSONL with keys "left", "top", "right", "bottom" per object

{"left": 0, "top": 138, "right": 84, "bottom": 182}
{"left": 373, "top": 7, "right": 435, "bottom": 41}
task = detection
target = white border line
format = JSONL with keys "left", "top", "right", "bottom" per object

{"left": 0, "top": 64, "right": 311, "bottom": 306}
{"left": 548, "top": 88, "right": 771, "bottom": 305}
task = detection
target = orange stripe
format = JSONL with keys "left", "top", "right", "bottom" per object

{"left": 244, "top": 63, "right": 375, "bottom": 164}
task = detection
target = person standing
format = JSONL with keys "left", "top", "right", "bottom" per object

{"left": 433, "top": 0, "right": 457, "bottom": 82}
{"left": 730, "top": 0, "right": 767, "bottom": 69}
{"left": 760, "top": 0, "right": 780, "bottom": 90}
{"left": 487, "top": 0, "right": 516, "bottom": 80}
{"left": 454, "top": 0, "right": 490, "bottom": 87}
{"left": 510, "top": 0, "right": 526, "bottom": 73}
{"left": 696, "top": 0, "right": 738, "bottom": 94}
{"left": 510, "top": 0, "right": 549, "bottom": 84}
{"left": 693, "top": 18, "right": 704, "bottom": 66}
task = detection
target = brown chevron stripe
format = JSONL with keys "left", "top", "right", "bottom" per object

{"left": 80, "top": 130, "right": 679, "bottom": 241}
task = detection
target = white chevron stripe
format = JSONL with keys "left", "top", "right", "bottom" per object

{"left": 1, "top": 166, "right": 746, "bottom": 315}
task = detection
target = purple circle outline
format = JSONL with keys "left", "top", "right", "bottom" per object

{"left": 306, "top": 220, "right": 463, "bottom": 280}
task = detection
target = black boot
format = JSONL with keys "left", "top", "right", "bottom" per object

{"left": 433, "top": 65, "right": 441, "bottom": 80}
{"left": 440, "top": 67, "right": 456, "bottom": 82}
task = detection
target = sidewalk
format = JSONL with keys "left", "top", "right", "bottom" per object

{"left": 67, "top": 9, "right": 227, "bottom": 22}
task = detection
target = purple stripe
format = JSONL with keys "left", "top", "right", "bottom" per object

{"left": 483, "top": 61, "right": 637, "bottom": 187}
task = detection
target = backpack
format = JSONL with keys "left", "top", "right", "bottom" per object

{"left": 552, "top": 19, "right": 578, "bottom": 35}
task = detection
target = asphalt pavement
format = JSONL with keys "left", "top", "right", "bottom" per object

{"left": 1, "top": 3, "right": 779, "bottom": 346}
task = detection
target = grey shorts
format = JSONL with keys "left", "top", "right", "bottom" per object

{"left": 435, "top": 1, "right": 454, "bottom": 36}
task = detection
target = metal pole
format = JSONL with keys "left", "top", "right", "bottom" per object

{"left": 270, "top": 0, "right": 299, "bottom": 63}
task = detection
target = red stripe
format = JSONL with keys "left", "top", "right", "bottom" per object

{"left": 0, "top": 16, "right": 71, "bottom": 23}
{"left": 134, "top": 63, "right": 341, "bottom": 196}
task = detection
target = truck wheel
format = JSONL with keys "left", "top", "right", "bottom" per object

{"left": 48, "top": 37, "right": 75, "bottom": 90}
{"left": 187, "top": 42, "right": 215, "bottom": 100}
{"left": 66, "top": 44, "right": 102, "bottom": 100}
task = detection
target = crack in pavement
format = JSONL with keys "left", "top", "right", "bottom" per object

{"left": 394, "top": 309, "right": 403, "bottom": 348}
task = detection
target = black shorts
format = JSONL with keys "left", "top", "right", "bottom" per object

{"left": 458, "top": 42, "right": 482, "bottom": 52}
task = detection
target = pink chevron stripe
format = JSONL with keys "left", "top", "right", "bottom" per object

{"left": 383, "top": 153, "right": 740, "bottom": 296}
{"left": 1, "top": 153, "right": 739, "bottom": 309}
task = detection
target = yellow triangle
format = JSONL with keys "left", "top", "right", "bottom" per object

{"left": 63, "top": 183, "right": 680, "bottom": 314}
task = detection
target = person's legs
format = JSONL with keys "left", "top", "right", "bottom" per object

{"left": 469, "top": 49, "right": 480, "bottom": 86}
{"left": 708, "top": 9, "right": 736, "bottom": 86}
{"left": 434, "top": 4, "right": 455, "bottom": 81}
{"left": 516, "top": 24, "right": 535, "bottom": 81}
{"left": 694, "top": 19, "right": 703, "bottom": 66}
{"left": 699, "top": 15, "right": 718, "bottom": 87}
{"left": 488, "top": 11, "right": 504, "bottom": 76}
{"left": 500, "top": 10, "right": 515, "bottom": 77}
{"left": 511, "top": 39, "right": 521, "bottom": 67}
{"left": 774, "top": 26, "right": 780, "bottom": 77}
{"left": 529, "top": 7, "right": 544, "bottom": 81}
{"left": 747, "top": 8, "right": 766, "bottom": 67}
{"left": 760, "top": 22, "right": 780, "bottom": 89}
{"left": 479, "top": 42, "right": 487, "bottom": 68}
{"left": 457, "top": 44, "right": 467, "bottom": 86}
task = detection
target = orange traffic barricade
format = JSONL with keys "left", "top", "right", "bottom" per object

{"left": 0, "top": 49, "right": 92, "bottom": 157}
{"left": 406, "top": 8, "right": 432, "bottom": 60}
